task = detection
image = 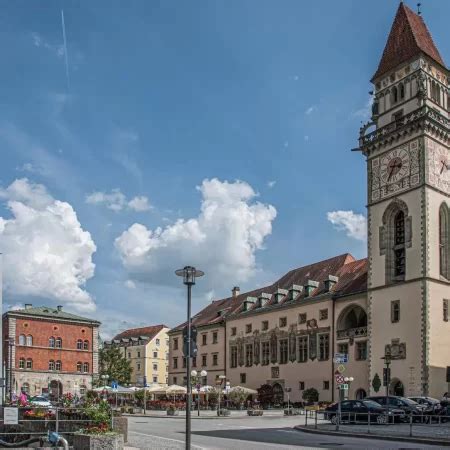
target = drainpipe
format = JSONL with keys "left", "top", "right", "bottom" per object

{"left": 331, "top": 296, "right": 336, "bottom": 403}
{"left": 224, "top": 319, "right": 227, "bottom": 379}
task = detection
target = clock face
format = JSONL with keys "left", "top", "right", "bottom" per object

{"left": 434, "top": 147, "right": 449, "bottom": 179}
{"left": 380, "top": 148, "right": 410, "bottom": 184}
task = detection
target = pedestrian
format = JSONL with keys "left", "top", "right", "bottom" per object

{"left": 442, "top": 392, "right": 449, "bottom": 403}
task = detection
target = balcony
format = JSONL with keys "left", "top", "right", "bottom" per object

{"left": 337, "top": 326, "right": 368, "bottom": 340}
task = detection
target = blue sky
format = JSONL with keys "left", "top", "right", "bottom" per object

{"left": 0, "top": 1, "right": 448, "bottom": 337}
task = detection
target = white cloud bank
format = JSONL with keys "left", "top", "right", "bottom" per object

{"left": 327, "top": 210, "right": 367, "bottom": 242}
{"left": 115, "top": 178, "right": 277, "bottom": 288}
{"left": 0, "top": 179, "right": 96, "bottom": 311}
{"left": 86, "top": 189, "right": 152, "bottom": 212}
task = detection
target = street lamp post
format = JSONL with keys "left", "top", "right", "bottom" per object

{"left": 285, "top": 387, "right": 292, "bottom": 412}
{"left": 101, "top": 374, "right": 109, "bottom": 401}
{"left": 344, "top": 377, "right": 354, "bottom": 400}
{"left": 191, "top": 369, "right": 207, "bottom": 416}
{"left": 382, "top": 350, "right": 392, "bottom": 422}
{"left": 216, "top": 375, "right": 226, "bottom": 416}
{"left": 8, "top": 338, "right": 14, "bottom": 402}
{"left": 176, "top": 266, "right": 204, "bottom": 450}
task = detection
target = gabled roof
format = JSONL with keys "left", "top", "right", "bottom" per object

{"left": 170, "top": 253, "right": 368, "bottom": 332}
{"left": 5, "top": 306, "right": 101, "bottom": 324}
{"left": 372, "top": 2, "right": 446, "bottom": 81}
{"left": 113, "top": 324, "right": 168, "bottom": 341}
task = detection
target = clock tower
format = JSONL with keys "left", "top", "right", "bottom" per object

{"left": 359, "top": 2, "right": 450, "bottom": 397}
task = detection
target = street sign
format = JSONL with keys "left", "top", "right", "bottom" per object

{"left": 339, "top": 384, "right": 349, "bottom": 390}
{"left": 111, "top": 381, "right": 118, "bottom": 389}
{"left": 333, "top": 353, "right": 348, "bottom": 364}
{"left": 337, "top": 364, "right": 346, "bottom": 374}
{"left": 4, "top": 407, "right": 18, "bottom": 425}
{"left": 335, "top": 375, "right": 345, "bottom": 385}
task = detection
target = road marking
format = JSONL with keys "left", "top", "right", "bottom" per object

{"left": 130, "top": 431, "right": 206, "bottom": 449}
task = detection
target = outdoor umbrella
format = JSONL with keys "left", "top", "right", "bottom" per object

{"left": 93, "top": 385, "right": 112, "bottom": 392}
{"left": 228, "top": 386, "right": 257, "bottom": 395}
{"left": 166, "top": 385, "right": 187, "bottom": 394}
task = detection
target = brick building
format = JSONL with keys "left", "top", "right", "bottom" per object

{"left": 3, "top": 304, "right": 101, "bottom": 398}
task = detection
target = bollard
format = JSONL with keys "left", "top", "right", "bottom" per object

{"left": 305, "top": 409, "right": 308, "bottom": 427}
{"left": 409, "top": 413, "right": 413, "bottom": 437}
{"left": 55, "top": 407, "right": 59, "bottom": 434}
{"left": 367, "top": 411, "right": 370, "bottom": 434}
{"left": 314, "top": 411, "right": 318, "bottom": 429}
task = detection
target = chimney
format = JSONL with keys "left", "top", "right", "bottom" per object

{"left": 243, "top": 296, "right": 256, "bottom": 311}
{"left": 273, "top": 288, "right": 288, "bottom": 304}
{"left": 24, "top": 304, "right": 32, "bottom": 310}
{"left": 257, "top": 292, "right": 271, "bottom": 308}
{"left": 57, "top": 305, "right": 63, "bottom": 311}
{"left": 288, "top": 285, "right": 302, "bottom": 301}
{"left": 324, "top": 275, "right": 339, "bottom": 292}
{"left": 304, "top": 280, "right": 319, "bottom": 297}
{"left": 232, "top": 287, "right": 240, "bottom": 298}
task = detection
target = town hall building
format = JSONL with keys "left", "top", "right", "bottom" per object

{"left": 168, "top": 2, "right": 450, "bottom": 404}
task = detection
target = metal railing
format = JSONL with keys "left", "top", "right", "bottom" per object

{"left": 336, "top": 326, "right": 368, "bottom": 340}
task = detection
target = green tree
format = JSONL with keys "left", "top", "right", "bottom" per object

{"left": 229, "top": 388, "right": 250, "bottom": 408}
{"left": 98, "top": 346, "right": 132, "bottom": 386}
{"left": 302, "top": 388, "right": 319, "bottom": 404}
{"left": 372, "top": 373, "right": 381, "bottom": 393}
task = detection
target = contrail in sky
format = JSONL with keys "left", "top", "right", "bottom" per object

{"left": 61, "top": 10, "right": 70, "bottom": 90}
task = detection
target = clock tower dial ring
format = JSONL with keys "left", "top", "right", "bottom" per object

{"left": 380, "top": 148, "right": 410, "bottom": 185}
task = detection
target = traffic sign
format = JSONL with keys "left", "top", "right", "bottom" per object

{"left": 111, "top": 381, "right": 118, "bottom": 389}
{"left": 333, "top": 353, "right": 348, "bottom": 364}
{"left": 339, "top": 384, "right": 349, "bottom": 390}
{"left": 335, "top": 375, "right": 345, "bottom": 385}
{"left": 337, "top": 364, "right": 346, "bottom": 374}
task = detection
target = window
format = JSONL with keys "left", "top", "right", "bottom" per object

{"left": 391, "top": 300, "right": 400, "bottom": 323}
{"left": 444, "top": 299, "right": 449, "bottom": 322}
{"left": 80, "top": 385, "right": 87, "bottom": 395}
{"left": 77, "top": 362, "right": 82, "bottom": 372}
{"left": 153, "top": 363, "right": 158, "bottom": 371}
{"left": 262, "top": 321, "right": 269, "bottom": 331}
{"left": 21, "top": 383, "right": 30, "bottom": 394}
{"left": 262, "top": 341, "right": 270, "bottom": 365}
{"left": 394, "top": 211, "right": 406, "bottom": 277}
{"left": 19, "top": 358, "right": 25, "bottom": 369}
{"left": 173, "top": 357, "right": 178, "bottom": 369}
{"left": 439, "top": 204, "right": 449, "bottom": 279}
{"left": 298, "top": 313, "right": 307, "bottom": 324}
{"left": 173, "top": 377, "right": 177, "bottom": 385}
{"left": 182, "top": 357, "right": 186, "bottom": 368}
{"left": 399, "top": 82, "right": 405, "bottom": 100}
{"left": 231, "top": 327, "right": 237, "bottom": 336}
{"left": 55, "top": 360, "right": 62, "bottom": 371}
{"left": 83, "top": 340, "right": 89, "bottom": 350}
{"left": 153, "top": 376, "right": 158, "bottom": 383}
{"left": 240, "top": 373, "right": 246, "bottom": 384}
{"left": 230, "top": 346, "right": 238, "bottom": 368}
{"left": 212, "top": 332, "right": 218, "bottom": 344}
{"left": 55, "top": 337, "right": 62, "bottom": 348}
{"left": 83, "top": 362, "right": 89, "bottom": 373}
{"left": 318, "top": 334, "right": 330, "bottom": 361}
{"left": 49, "top": 360, "right": 55, "bottom": 371}
{"left": 153, "top": 352, "right": 158, "bottom": 358}
{"left": 319, "top": 309, "right": 328, "bottom": 321}
{"left": 174, "top": 338, "right": 178, "bottom": 350}
{"left": 19, "top": 335, "right": 26, "bottom": 346}
{"left": 137, "top": 362, "right": 141, "bottom": 371}
{"left": 128, "top": 352, "right": 131, "bottom": 358}
{"left": 202, "top": 334, "right": 207, "bottom": 345}
{"left": 279, "top": 339, "right": 288, "bottom": 364}
{"left": 271, "top": 366, "right": 279, "bottom": 378}
{"left": 156, "top": 339, "right": 160, "bottom": 346}
{"left": 137, "top": 351, "right": 141, "bottom": 358}
{"left": 279, "top": 317, "right": 287, "bottom": 328}
{"left": 298, "top": 336, "right": 308, "bottom": 362}
{"left": 245, "top": 324, "right": 252, "bottom": 334}
{"left": 26, "top": 358, "right": 32, "bottom": 369}
{"left": 202, "top": 354, "right": 207, "bottom": 366}
{"left": 323, "top": 381, "right": 330, "bottom": 390}
{"left": 392, "top": 85, "right": 398, "bottom": 104}
{"left": 76, "top": 339, "right": 83, "bottom": 350}
{"left": 212, "top": 354, "right": 218, "bottom": 366}
{"left": 338, "top": 343, "right": 349, "bottom": 355}
{"left": 192, "top": 356, "right": 197, "bottom": 368}
{"left": 49, "top": 337, "right": 55, "bottom": 348}
{"left": 299, "top": 381, "right": 305, "bottom": 390}
{"left": 356, "top": 341, "right": 367, "bottom": 361}
{"left": 26, "top": 335, "right": 33, "bottom": 346}
{"left": 245, "top": 344, "right": 253, "bottom": 367}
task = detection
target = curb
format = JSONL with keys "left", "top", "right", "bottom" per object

{"left": 124, "top": 413, "right": 285, "bottom": 420}
{"left": 294, "top": 425, "right": 450, "bottom": 447}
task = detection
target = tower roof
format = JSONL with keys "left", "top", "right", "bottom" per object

{"left": 372, "top": 2, "right": 446, "bottom": 81}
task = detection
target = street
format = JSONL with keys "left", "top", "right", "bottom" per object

{"left": 126, "top": 415, "right": 443, "bottom": 449}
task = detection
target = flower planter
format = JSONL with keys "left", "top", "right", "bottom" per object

{"left": 73, "top": 433, "right": 124, "bottom": 450}
{"left": 217, "top": 409, "right": 231, "bottom": 416}
{"left": 284, "top": 408, "right": 302, "bottom": 416}
{"left": 166, "top": 409, "right": 179, "bottom": 416}
{"left": 247, "top": 409, "right": 263, "bottom": 416}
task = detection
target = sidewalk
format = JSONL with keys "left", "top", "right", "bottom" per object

{"left": 124, "top": 409, "right": 286, "bottom": 419}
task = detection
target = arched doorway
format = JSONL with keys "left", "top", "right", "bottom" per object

{"left": 257, "top": 384, "right": 273, "bottom": 407}
{"left": 272, "top": 383, "right": 284, "bottom": 405}
{"left": 389, "top": 379, "right": 404, "bottom": 397}
{"left": 355, "top": 388, "right": 367, "bottom": 400}
{"left": 49, "top": 380, "right": 63, "bottom": 401}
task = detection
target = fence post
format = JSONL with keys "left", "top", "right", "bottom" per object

{"left": 55, "top": 407, "right": 59, "bottom": 433}
{"left": 409, "top": 413, "right": 413, "bottom": 437}
{"left": 305, "top": 409, "right": 308, "bottom": 427}
{"left": 314, "top": 410, "right": 317, "bottom": 429}
{"left": 367, "top": 411, "right": 370, "bottom": 434}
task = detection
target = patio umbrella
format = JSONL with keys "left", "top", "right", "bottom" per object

{"left": 145, "top": 385, "right": 167, "bottom": 394}
{"left": 228, "top": 386, "right": 257, "bottom": 395}
{"left": 93, "top": 385, "right": 112, "bottom": 392}
{"left": 166, "top": 385, "right": 187, "bottom": 394}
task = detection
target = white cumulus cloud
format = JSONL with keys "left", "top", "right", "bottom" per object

{"left": 327, "top": 210, "right": 367, "bottom": 242}
{"left": 0, "top": 178, "right": 96, "bottom": 311}
{"left": 305, "top": 105, "right": 317, "bottom": 115}
{"left": 115, "top": 178, "right": 277, "bottom": 288}
{"left": 86, "top": 189, "right": 151, "bottom": 212}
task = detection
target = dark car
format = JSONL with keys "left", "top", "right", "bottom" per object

{"left": 324, "top": 400, "right": 400, "bottom": 425}
{"left": 408, "top": 396, "right": 440, "bottom": 407}
{"left": 367, "top": 396, "right": 425, "bottom": 422}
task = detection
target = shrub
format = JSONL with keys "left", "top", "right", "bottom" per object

{"left": 302, "top": 388, "right": 319, "bottom": 404}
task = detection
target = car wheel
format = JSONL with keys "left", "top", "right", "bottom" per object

{"left": 376, "top": 415, "right": 387, "bottom": 425}
{"left": 330, "top": 415, "right": 339, "bottom": 425}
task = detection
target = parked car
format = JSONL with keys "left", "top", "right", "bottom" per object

{"left": 324, "top": 400, "right": 401, "bottom": 425}
{"left": 29, "top": 396, "right": 52, "bottom": 408}
{"left": 367, "top": 396, "right": 425, "bottom": 422}
{"left": 408, "top": 396, "right": 440, "bottom": 407}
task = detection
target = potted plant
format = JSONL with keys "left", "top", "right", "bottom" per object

{"left": 247, "top": 404, "right": 263, "bottom": 416}
{"left": 166, "top": 403, "right": 179, "bottom": 416}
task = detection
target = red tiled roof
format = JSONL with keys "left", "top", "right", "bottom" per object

{"left": 171, "top": 253, "right": 368, "bottom": 332}
{"left": 114, "top": 324, "right": 167, "bottom": 341}
{"left": 372, "top": 2, "right": 445, "bottom": 81}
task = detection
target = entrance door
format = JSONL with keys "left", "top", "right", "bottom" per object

{"left": 390, "top": 379, "right": 404, "bottom": 397}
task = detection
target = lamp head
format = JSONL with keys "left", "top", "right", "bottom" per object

{"left": 191, "top": 370, "right": 198, "bottom": 377}
{"left": 176, "top": 266, "right": 204, "bottom": 285}
{"left": 200, "top": 370, "right": 207, "bottom": 377}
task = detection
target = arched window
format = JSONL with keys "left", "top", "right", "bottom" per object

{"left": 26, "top": 359, "right": 33, "bottom": 369}
{"left": 394, "top": 211, "right": 406, "bottom": 277}
{"left": 76, "top": 362, "right": 82, "bottom": 372}
{"left": 439, "top": 203, "right": 449, "bottom": 279}
{"left": 399, "top": 82, "right": 405, "bottom": 100}
{"left": 392, "top": 86, "right": 398, "bottom": 104}
{"left": 76, "top": 339, "right": 83, "bottom": 350}
{"left": 83, "top": 362, "right": 89, "bottom": 373}
{"left": 19, "top": 335, "right": 26, "bottom": 346}
{"left": 26, "top": 335, "right": 33, "bottom": 346}
{"left": 55, "top": 338, "right": 62, "bottom": 349}
{"left": 21, "top": 383, "right": 30, "bottom": 394}
{"left": 55, "top": 360, "right": 62, "bottom": 371}
{"left": 83, "top": 340, "right": 89, "bottom": 350}
{"left": 19, "top": 358, "right": 25, "bottom": 369}
{"left": 49, "top": 360, "right": 55, "bottom": 371}
{"left": 49, "top": 337, "right": 55, "bottom": 348}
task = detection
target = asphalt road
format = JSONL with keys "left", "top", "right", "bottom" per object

{"left": 126, "top": 415, "right": 443, "bottom": 449}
